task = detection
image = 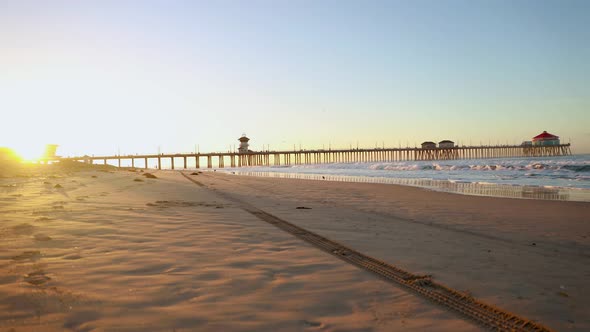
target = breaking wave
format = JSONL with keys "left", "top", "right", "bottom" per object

{"left": 233, "top": 155, "right": 590, "bottom": 190}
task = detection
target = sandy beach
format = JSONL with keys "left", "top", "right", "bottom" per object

{"left": 3, "top": 1, "right": 589, "bottom": 330}
{"left": 1, "top": 167, "right": 588, "bottom": 331}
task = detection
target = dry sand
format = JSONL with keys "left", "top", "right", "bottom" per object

{"left": 1, "top": 167, "right": 482, "bottom": 332}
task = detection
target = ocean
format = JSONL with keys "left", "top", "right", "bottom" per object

{"left": 225, "top": 154, "right": 590, "bottom": 202}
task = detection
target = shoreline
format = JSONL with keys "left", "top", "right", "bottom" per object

{"left": 227, "top": 170, "right": 590, "bottom": 202}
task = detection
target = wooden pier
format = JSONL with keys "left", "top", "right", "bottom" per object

{"left": 56, "top": 144, "right": 572, "bottom": 169}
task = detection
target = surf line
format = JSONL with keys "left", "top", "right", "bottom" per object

{"left": 179, "top": 171, "right": 553, "bottom": 332}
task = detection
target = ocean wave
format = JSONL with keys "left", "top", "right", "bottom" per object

{"left": 561, "top": 165, "right": 590, "bottom": 172}
{"left": 249, "top": 155, "right": 590, "bottom": 190}
{"left": 289, "top": 159, "right": 590, "bottom": 173}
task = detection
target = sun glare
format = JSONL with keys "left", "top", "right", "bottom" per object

{"left": 19, "top": 152, "right": 41, "bottom": 162}
{"left": 5, "top": 146, "right": 45, "bottom": 163}
{"left": 0, "top": 147, "right": 23, "bottom": 163}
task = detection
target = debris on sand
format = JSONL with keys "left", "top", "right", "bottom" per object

{"left": 143, "top": 173, "right": 157, "bottom": 179}
{"left": 34, "top": 234, "right": 52, "bottom": 241}
{"left": 11, "top": 251, "right": 41, "bottom": 261}
{"left": 24, "top": 270, "right": 51, "bottom": 285}
{"left": 296, "top": 206, "right": 312, "bottom": 210}
{"left": 54, "top": 184, "right": 63, "bottom": 189}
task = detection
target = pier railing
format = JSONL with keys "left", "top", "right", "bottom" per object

{"left": 55, "top": 144, "right": 571, "bottom": 169}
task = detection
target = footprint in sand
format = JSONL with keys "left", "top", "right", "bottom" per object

{"left": 24, "top": 270, "right": 51, "bottom": 285}
{"left": 34, "top": 234, "right": 52, "bottom": 241}
{"left": 32, "top": 210, "right": 53, "bottom": 216}
{"left": 147, "top": 200, "right": 227, "bottom": 209}
{"left": 12, "top": 223, "right": 35, "bottom": 235}
{"left": 63, "top": 310, "right": 101, "bottom": 330}
{"left": 11, "top": 251, "right": 42, "bottom": 261}
{"left": 63, "top": 254, "right": 82, "bottom": 260}
{"left": 302, "top": 320, "right": 325, "bottom": 329}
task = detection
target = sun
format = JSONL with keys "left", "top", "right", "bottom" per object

{"left": 5, "top": 146, "right": 46, "bottom": 163}
{"left": 18, "top": 152, "right": 42, "bottom": 162}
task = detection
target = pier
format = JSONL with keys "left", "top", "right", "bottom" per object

{"left": 56, "top": 144, "right": 572, "bottom": 169}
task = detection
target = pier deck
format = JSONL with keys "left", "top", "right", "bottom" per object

{"left": 54, "top": 144, "right": 571, "bottom": 169}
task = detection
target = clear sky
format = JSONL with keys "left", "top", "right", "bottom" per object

{"left": 1, "top": 0, "right": 589, "bottom": 159}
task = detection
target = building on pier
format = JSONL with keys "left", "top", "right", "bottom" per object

{"left": 421, "top": 141, "right": 436, "bottom": 149}
{"left": 238, "top": 134, "right": 251, "bottom": 153}
{"left": 438, "top": 140, "right": 455, "bottom": 149}
{"left": 532, "top": 131, "right": 560, "bottom": 146}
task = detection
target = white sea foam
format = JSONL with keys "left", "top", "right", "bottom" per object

{"left": 229, "top": 154, "right": 590, "bottom": 191}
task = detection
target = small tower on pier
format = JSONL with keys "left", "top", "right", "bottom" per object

{"left": 238, "top": 134, "right": 250, "bottom": 154}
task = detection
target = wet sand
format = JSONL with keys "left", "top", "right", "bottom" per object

{"left": 1, "top": 168, "right": 480, "bottom": 331}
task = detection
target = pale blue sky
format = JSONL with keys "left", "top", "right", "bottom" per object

{"left": 1, "top": 0, "right": 588, "bottom": 159}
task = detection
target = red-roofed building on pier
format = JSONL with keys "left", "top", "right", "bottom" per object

{"left": 532, "top": 131, "right": 560, "bottom": 146}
